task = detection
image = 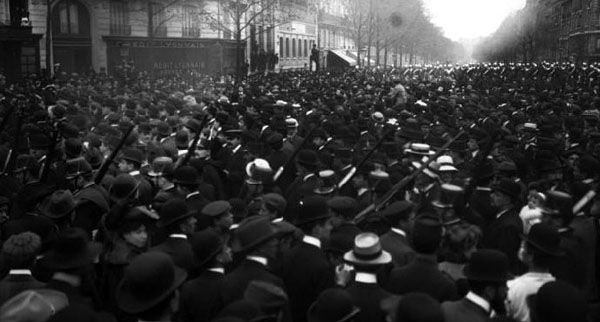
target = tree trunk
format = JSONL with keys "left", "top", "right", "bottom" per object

{"left": 383, "top": 45, "right": 388, "bottom": 67}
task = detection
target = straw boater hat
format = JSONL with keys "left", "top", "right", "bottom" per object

{"left": 343, "top": 233, "right": 392, "bottom": 266}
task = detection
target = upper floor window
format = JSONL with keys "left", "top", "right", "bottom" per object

{"left": 52, "top": 0, "right": 90, "bottom": 36}
{"left": 109, "top": 0, "right": 130, "bottom": 35}
{"left": 182, "top": 5, "right": 200, "bottom": 37}
{"left": 150, "top": 2, "right": 167, "bottom": 36}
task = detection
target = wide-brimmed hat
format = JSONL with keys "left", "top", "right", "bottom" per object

{"left": 245, "top": 159, "right": 273, "bottom": 185}
{"left": 431, "top": 183, "right": 464, "bottom": 210}
{"left": 436, "top": 155, "right": 458, "bottom": 172}
{"left": 156, "top": 198, "right": 195, "bottom": 228}
{"left": 38, "top": 190, "right": 75, "bottom": 219}
{"left": 190, "top": 229, "right": 224, "bottom": 268}
{"left": 491, "top": 179, "right": 521, "bottom": 201}
{"left": 343, "top": 233, "right": 392, "bottom": 266}
{"left": 232, "top": 216, "right": 279, "bottom": 254}
{"left": 404, "top": 143, "right": 435, "bottom": 156}
{"left": 42, "top": 228, "right": 102, "bottom": 270}
{"left": 307, "top": 288, "right": 360, "bottom": 322}
{"left": 463, "top": 249, "right": 510, "bottom": 282}
{"left": 296, "top": 196, "right": 331, "bottom": 226}
{"left": 262, "top": 193, "right": 287, "bottom": 216}
{"left": 0, "top": 289, "right": 69, "bottom": 322}
{"left": 521, "top": 222, "right": 565, "bottom": 257}
{"left": 314, "top": 170, "right": 337, "bottom": 195}
{"left": 116, "top": 252, "right": 187, "bottom": 314}
{"left": 172, "top": 165, "right": 200, "bottom": 185}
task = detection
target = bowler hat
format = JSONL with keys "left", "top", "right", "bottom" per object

{"left": 297, "top": 149, "right": 319, "bottom": 168}
{"left": 65, "top": 157, "right": 92, "bottom": 179}
{"left": 116, "top": 252, "right": 187, "bottom": 314}
{"left": 529, "top": 281, "right": 588, "bottom": 322}
{"left": 392, "top": 293, "right": 444, "bottom": 322}
{"left": 343, "top": 233, "right": 391, "bottom": 266}
{"left": 307, "top": 288, "right": 360, "bottom": 322}
{"left": 296, "top": 196, "right": 331, "bottom": 226}
{"left": 190, "top": 229, "right": 224, "bottom": 267}
{"left": 463, "top": 249, "right": 510, "bottom": 282}
{"left": 42, "top": 228, "right": 101, "bottom": 270}
{"left": 411, "top": 215, "right": 442, "bottom": 254}
{"left": 232, "top": 216, "right": 278, "bottom": 253}
{"left": 156, "top": 198, "right": 195, "bottom": 228}
{"left": 172, "top": 166, "right": 200, "bottom": 185}
{"left": 38, "top": 190, "right": 75, "bottom": 219}
{"left": 522, "top": 222, "right": 564, "bottom": 257}
{"left": 491, "top": 179, "right": 521, "bottom": 201}
{"left": 110, "top": 174, "right": 139, "bottom": 201}
{"left": 314, "top": 170, "right": 337, "bottom": 195}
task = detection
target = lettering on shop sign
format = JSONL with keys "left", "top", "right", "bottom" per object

{"left": 107, "top": 39, "right": 210, "bottom": 49}
{"left": 152, "top": 61, "right": 206, "bottom": 74}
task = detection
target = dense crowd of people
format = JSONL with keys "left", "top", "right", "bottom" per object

{"left": 0, "top": 62, "right": 598, "bottom": 322}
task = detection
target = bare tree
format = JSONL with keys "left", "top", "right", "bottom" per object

{"left": 201, "top": 0, "right": 297, "bottom": 83}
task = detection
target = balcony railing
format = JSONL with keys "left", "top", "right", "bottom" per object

{"left": 109, "top": 24, "right": 131, "bottom": 36}
{"left": 182, "top": 27, "right": 201, "bottom": 38}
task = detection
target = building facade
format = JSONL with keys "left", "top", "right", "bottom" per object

{"left": 535, "top": 0, "right": 600, "bottom": 62}
{"left": 0, "top": 0, "right": 355, "bottom": 80}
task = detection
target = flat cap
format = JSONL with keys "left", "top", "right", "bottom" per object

{"left": 262, "top": 193, "right": 287, "bottom": 215}
{"left": 202, "top": 200, "right": 232, "bottom": 217}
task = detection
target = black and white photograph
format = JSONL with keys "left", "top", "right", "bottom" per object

{"left": 0, "top": 0, "right": 598, "bottom": 321}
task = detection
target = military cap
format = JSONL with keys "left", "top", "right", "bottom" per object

{"left": 202, "top": 200, "right": 232, "bottom": 217}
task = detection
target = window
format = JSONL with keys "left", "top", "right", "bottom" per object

{"left": 182, "top": 6, "right": 199, "bottom": 37}
{"left": 304, "top": 39, "right": 308, "bottom": 56}
{"left": 109, "top": 0, "right": 130, "bottom": 35}
{"left": 279, "top": 37, "right": 284, "bottom": 57}
{"left": 292, "top": 38, "right": 296, "bottom": 57}
{"left": 150, "top": 2, "right": 167, "bottom": 37}
{"left": 285, "top": 37, "right": 289, "bottom": 57}
{"left": 52, "top": 0, "right": 89, "bottom": 36}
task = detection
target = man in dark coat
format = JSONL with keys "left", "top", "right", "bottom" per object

{"left": 37, "top": 228, "right": 110, "bottom": 321}
{"left": 481, "top": 179, "right": 524, "bottom": 275}
{"left": 442, "top": 249, "right": 510, "bottom": 322}
{"left": 386, "top": 215, "right": 459, "bottom": 302}
{"left": 281, "top": 196, "right": 335, "bottom": 322}
{"left": 379, "top": 201, "right": 415, "bottom": 268}
{"left": 179, "top": 229, "right": 231, "bottom": 322}
{"left": 328, "top": 196, "right": 362, "bottom": 246}
{"left": 172, "top": 166, "right": 212, "bottom": 220}
{"left": 0, "top": 232, "right": 44, "bottom": 305}
{"left": 283, "top": 149, "right": 319, "bottom": 222}
{"left": 149, "top": 199, "right": 197, "bottom": 274}
{"left": 220, "top": 216, "right": 285, "bottom": 305}
{"left": 343, "top": 232, "right": 392, "bottom": 322}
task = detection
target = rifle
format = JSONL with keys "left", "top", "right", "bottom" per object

{"left": 273, "top": 126, "right": 316, "bottom": 183}
{"left": 40, "top": 128, "right": 60, "bottom": 183}
{"left": 337, "top": 129, "right": 393, "bottom": 189}
{"left": 354, "top": 130, "right": 466, "bottom": 224}
{"left": 177, "top": 115, "right": 209, "bottom": 168}
{"left": 94, "top": 125, "right": 135, "bottom": 184}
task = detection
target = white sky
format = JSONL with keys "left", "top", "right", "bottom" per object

{"left": 422, "top": 0, "right": 526, "bottom": 41}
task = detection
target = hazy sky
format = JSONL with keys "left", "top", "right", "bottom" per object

{"left": 422, "top": 0, "right": 526, "bottom": 41}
